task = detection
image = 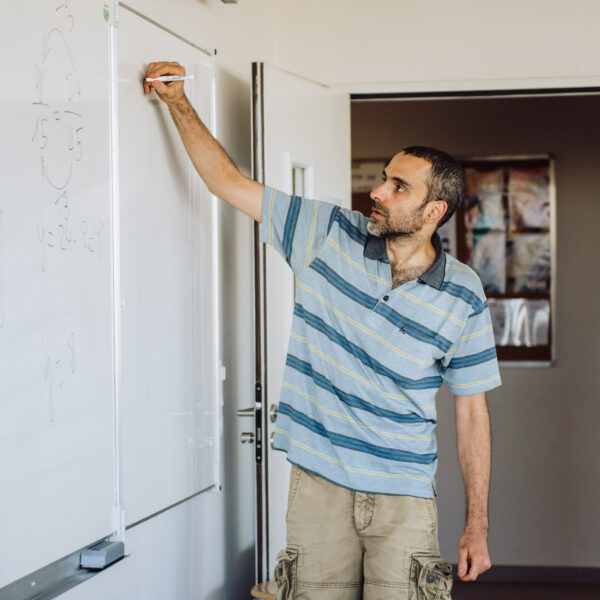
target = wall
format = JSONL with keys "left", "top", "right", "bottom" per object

{"left": 351, "top": 95, "right": 600, "bottom": 567}
{"left": 275, "top": 0, "right": 600, "bottom": 93}
{"left": 61, "top": 1, "right": 278, "bottom": 598}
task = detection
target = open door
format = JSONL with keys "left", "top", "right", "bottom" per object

{"left": 251, "top": 62, "right": 351, "bottom": 582}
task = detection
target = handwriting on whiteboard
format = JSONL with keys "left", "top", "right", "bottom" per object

{"left": 33, "top": 3, "right": 89, "bottom": 420}
{"left": 31, "top": 2, "right": 102, "bottom": 267}
{"left": 32, "top": 26, "right": 82, "bottom": 191}
{"left": 36, "top": 214, "right": 105, "bottom": 273}
{"left": 44, "top": 332, "right": 76, "bottom": 423}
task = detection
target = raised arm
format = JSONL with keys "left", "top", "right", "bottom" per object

{"left": 144, "top": 61, "right": 263, "bottom": 222}
{"left": 454, "top": 391, "right": 492, "bottom": 582}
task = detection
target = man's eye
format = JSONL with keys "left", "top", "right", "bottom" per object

{"left": 395, "top": 184, "right": 405, "bottom": 192}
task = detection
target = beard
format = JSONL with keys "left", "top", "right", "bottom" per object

{"left": 366, "top": 201, "right": 427, "bottom": 238}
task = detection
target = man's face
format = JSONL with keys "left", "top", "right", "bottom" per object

{"left": 367, "top": 153, "right": 432, "bottom": 238}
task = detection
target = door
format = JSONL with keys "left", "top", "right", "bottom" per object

{"left": 251, "top": 63, "right": 351, "bottom": 582}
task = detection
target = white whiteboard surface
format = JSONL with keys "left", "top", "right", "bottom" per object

{"left": 118, "top": 6, "right": 219, "bottom": 526}
{"left": 0, "top": 0, "right": 114, "bottom": 588}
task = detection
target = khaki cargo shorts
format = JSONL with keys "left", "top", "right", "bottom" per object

{"left": 274, "top": 465, "right": 453, "bottom": 600}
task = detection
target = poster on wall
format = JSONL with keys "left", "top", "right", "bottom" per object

{"left": 458, "top": 157, "right": 554, "bottom": 362}
{"left": 463, "top": 168, "right": 507, "bottom": 293}
{"left": 507, "top": 232, "right": 551, "bottom": 294}
{"left": 508, "top": 167, "right": 551, "bottom": 229}
{"left": 488, "top": 299, "right": 550, "bottom": 347}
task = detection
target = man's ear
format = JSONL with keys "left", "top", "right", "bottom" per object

{"left": 425, "top": 200, "right": 448, "bottom": 225}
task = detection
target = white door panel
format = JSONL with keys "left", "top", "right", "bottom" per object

{"left": 256, "top": 63, "right": 351, "bottom": 578}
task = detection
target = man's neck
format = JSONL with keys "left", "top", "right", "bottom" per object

{"left": 385, "top": 232, "right": 437, "bottom": 288}
{"left": 385, "top": 231, "right": 436, "bottom": 268}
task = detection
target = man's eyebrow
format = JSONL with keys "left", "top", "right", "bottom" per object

{"left": 382, "top": 169, "right": 412, "bottom": 188}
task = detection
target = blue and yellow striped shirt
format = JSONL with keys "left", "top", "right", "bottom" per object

{"left": 262, "top": 187, "right": 501, "bottom": 498}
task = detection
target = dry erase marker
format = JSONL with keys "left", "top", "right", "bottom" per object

{"left": 144, "top": 74, "right": 196, "bottom": 82}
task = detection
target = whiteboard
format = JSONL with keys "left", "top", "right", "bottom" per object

{"left": 0, "top": 0, "right": 114, "bottom": 588}
{"left": 0, "top": 1, "right": 220, "bottom": 590}
{"left": 118, "top": 6, "right": 219, "bottom": 526}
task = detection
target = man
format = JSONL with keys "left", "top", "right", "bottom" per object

{"left": 144, "top": 61, "right": 500, "bottom": 600}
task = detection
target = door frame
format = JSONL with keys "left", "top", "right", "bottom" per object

{"left": 351, "top": 86, "right": 600, "bottom": 101}
{"left": 251, "top": 61, "right": 269, "bottom": 586}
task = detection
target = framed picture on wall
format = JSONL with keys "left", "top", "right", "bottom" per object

{"left": 351, "top": 155, "right": 556, "bottom": 365}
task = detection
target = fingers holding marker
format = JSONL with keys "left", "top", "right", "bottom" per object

{"left": 143, "top": 61, "right": 160, "bottom": 94}
{"left": 143, "top": 61, "right": 187, "bottom": 98}
{"left": 145, "top": 60, "right": 185, "bottom": 77}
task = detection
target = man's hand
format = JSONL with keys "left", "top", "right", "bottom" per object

{"left": 143, "top": 61, "right": 187, "bottom": 107}
{"left": 457, "top": 529, "right": 492, "bottom": 581}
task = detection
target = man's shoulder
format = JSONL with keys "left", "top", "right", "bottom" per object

{"left": 266, "top": 187, "right": 368, "bottom": 233}
{"left": 336, "top": 206, "right": 369, "bottom": 232}
{"left": 320, "top": 202, "right": 370, "bottom": 246}
{"left": 443, "top": 254, "right": 485, "bottom": 298}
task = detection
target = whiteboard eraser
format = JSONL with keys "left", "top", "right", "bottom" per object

{"left": 80, "top": 540, "right": 124, "bottom": 570}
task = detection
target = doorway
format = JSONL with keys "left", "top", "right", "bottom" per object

{"left": 350, "top": 91, "right": 600, "bottom": 576}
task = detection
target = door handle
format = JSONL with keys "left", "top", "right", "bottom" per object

{"left": 241, "top": 432, "right": 255, "bottom": 444}
{"left": 237, "top": 407, "right": 255, "bottom": 418}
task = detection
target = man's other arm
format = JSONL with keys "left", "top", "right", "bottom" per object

{"left": 454, "top": 391, "right": 493, "bottom": 582}
{"left": 144, "top": 61, "right": 263, "bottom": 222}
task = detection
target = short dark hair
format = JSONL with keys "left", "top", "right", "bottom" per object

{"left": 401, "top": 146, "right": 465, "bottom": 228}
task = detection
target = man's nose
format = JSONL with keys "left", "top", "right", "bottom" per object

{"left": 370, "top": 182, "right": 386, "bottom": 202}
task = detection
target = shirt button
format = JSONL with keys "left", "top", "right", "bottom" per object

{"left": 383, "top": 295, "right": 389, "bottom": 301}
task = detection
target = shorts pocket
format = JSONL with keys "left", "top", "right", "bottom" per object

{"left": 408, "top": 552, "right": 453, "bottom": 600}
{"left": 274, "top": 547, "right": 299, "bottom": 599}
{"left": 286, "top": 465, "right": 304, "bottom": 518}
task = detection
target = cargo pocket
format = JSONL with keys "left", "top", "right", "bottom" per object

{"left": 274, "top": 547, "right": 299, "bottom": 599}
{"left": 408, "top": 552, "right": 453, "bottom": 600}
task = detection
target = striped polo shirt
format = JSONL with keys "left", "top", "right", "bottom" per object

{"left": 262, "top": 186, "right": 501, "bottom": 498}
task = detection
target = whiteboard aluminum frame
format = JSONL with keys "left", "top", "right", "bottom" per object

{"left": 107, "top": 0, "right": 125, "bottom": 543}
{"left": 208, "top": 51, "right": 223, "bottom": 492}
{"left": 119, "top": 3, "right": 214, "bottom": 57}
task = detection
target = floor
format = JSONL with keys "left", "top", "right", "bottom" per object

{"left": 451, "top": 582, "right": 600, "bottom": 599}
{"left": 252, "top": 580, "right": 600, "bottom": 599}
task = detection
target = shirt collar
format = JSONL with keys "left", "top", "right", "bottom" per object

{"left": 363, "top": 232, "right": 446, "bottom": 290}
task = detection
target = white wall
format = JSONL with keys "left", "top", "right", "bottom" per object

{"left": 351, "top": 95, "right": 600, "bottom": 568}
{"left": 274, "top": 0, "right": 600, "bottom": 93}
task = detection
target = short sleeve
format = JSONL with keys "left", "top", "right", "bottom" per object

{"left": 260, "top": 186, "right": 341, "bottom": 274}
{"left": 441, "top": 281, "right": 502, "bottom": 396}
